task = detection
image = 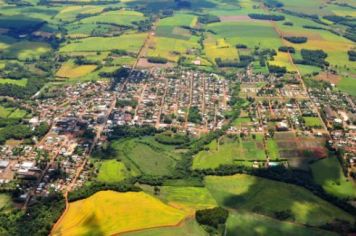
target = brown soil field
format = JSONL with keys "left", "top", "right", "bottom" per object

{"left": 315, "top": 72, "right": 342, "bottom": 85}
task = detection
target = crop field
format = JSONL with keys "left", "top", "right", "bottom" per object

{"left": 311, "top": 157, "right": 356, "bottom": 199}
{"left": 147, "top": 36, "right": 200, "bottom": 62}
{"left": 60, "top": 33, "right": 147, "bottom": 53}
{"left": 276, "top": 15, "right": 354, "bottom": 69}
{"left": 112, "top": 138, "right": 180, "bottom": 176}
{"left": 65, "top": 23, "right": 116, "bottom": 38}
{"left": 96, "top": 160, "right": 133, "bottom": 183}
{"left": 274, "top": 132, "right": 327, "bottom": 170}
{"left": 205, "top": 174, "right": 354, "bottom": 226}
{"left": 52, "top": 191, "right": 187, "bottom": 236}
{"left": 192, "top": 135, "right": 266, "bottom": 169}
{"left": 156, "top": 13, "right": 197, "bottom": 40}
{"left": 158, "top": 186, "right": 217, "bottom": 213}
{"left": 269, "top": 52, "right": 296, "bottom": 72}
{"left": 79, "top": 10, "right": 146, "bottom": 26}
{"left": 206, "top": 21, "right": 282, "bottom": 50}
{"left": 124, "top": 218, "right": 207, "bottom": 236}
{"left": 55, "top": 5, "right": 106, "bottom": 22}
{"left": 56, "top": 61, "right": 97, "bottom": 79}
{"left": 203, "top": 35, "right": 239, "bottom": 63}
{"left": 226, "top": 211, "right": 336, "bottom": 236}
{"left": 2, "top": 41, "right": 51, "bottom": 61}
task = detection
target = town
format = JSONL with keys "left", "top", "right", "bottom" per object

{"left": 0, "top": 67, "right": 355, "bottom": 209}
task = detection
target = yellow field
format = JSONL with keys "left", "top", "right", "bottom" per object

{"left": 269, "top": 52, "right": 297, "bottom": 72}
{"left": 204, "top": 36, "right": 238, "bottom": 63}
{"left": 52, "top": 191, "right": 187, "bottom": 236}
{"left": 56, "top": 63, "right": 97, "bottom": 79}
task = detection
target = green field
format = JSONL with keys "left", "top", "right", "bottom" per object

{"left": 124, "top": 218, "right": 207, "bottom": 236}
{"left": 266, "top": 138, "right": 280, "bottom": 160}
{"left": 226, "top": 211, "right": 336, "bottom": 236}
{"left": 156, "top": 13, "right": 197, "bottom": 40}
{"left": 0, "top": 194, "right": 13, "bottom": 212}
{"left": 79, "top": 10, "right": 146, "bottom": 26}
{"left": 97, "top": 160, "right": 133, "bottom": 183}
{"left": 311, "top": 157, "right": 356, "bottom": 199}
{"left": 337, "top": 77, "right": 356, "bottom": 96}
{"left": 2, "top": 41, "right": 51, "bottom": 60}
{"left": 205, "top": 174, "right": 354, "bottom": 226}
{"left": 303, "top": 117, "right": 324, "bottom": 128}
{"left": 111, "top": 137, "right": 181, "bottom": 176}
{"left": 60, "top": 33, "right": 147, "bottom": 53}
{"left": 206, "top": 21, "right": 282, "bottom": 50}
{"left": 0, "top": 106, "right": 27, "bottom": 118}
{"left": 193, "top": 135, "right": 266, "bottom": 169}
{"left": 0, "top": 78, "right": 27, "bottom": 87}
{"left": 158, "top": 186, "right": 217, "bottom": 211}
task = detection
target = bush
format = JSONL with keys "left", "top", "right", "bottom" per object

{"left": 294, "top": 49, "right": 328, "bottom": 68}
{"left": 147, "top": 56, "right": 168, "bottom": 64}
{"left": 283, "top": 36, "right": 308, "bottom": 44}
{"left": 195, "top": 207, "right": 229, "bottom": 228}
{"left": 198, "top": 14, "right": 220, "bottom": 24}
{"left": 347, "top": 50, "right": 356, "bottom": 61}
{"left": 267, "top": 64, "right": 287, "bottom": 75}
{"left": 278, "top": 46, "right": 295, "bottom": 53}
{"left": 248, "top": 13, "right": 285, "bottom": 21}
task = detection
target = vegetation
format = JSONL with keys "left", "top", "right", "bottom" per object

{"left": 283, "top": 36, "right": 308, "bottom": 44}
{"left": 248, "top": 14, "right": 285, "bottom": 21}
{"left": 294, "top": 49, "right": 329, "bottom": 68}
{"left": 53, "top": 191, "right": 187, "bottom": 236}
{"left": 147, "top": 56, "right": 168, "bottom": 64}
{"left": 195, "top": 207, "right": 229, "bottom": 228}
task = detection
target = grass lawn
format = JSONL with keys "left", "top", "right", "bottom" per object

{"left": 205, "top": 174, "right": 354, "bottom": 226}
{"left": 226, "top": 211, "right": 336, "bottom": 236}
{"left": 311, "top": 157, "right": 356, "bottom": 199}
{"left": 0, "top": 193, "right": 13, "bottom": 212}
{"left": 303, "top": 117, "right": 323, "bottom": 128}
{"left": 52, "top": 191, "right": 187, "bottom": 236}
{"left": 97, "top": 160, "right": 132, "bottom": 183}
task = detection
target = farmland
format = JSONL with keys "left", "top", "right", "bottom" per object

{"left": 60, "top": 33, "right": 147, "bottom": 53}
{"left": 96, "top": 160, "right": 133, "bottom": 183}
{"left": 311, "top": 157, "right": 356, "bottom": 199}
{"left": 110, "top": 138, "right": 181, "bottom": 176}
{"left": 192, "top": 135, "right": 266, "bottom": 170}
{"left": 52, "top": 191, "right": 187, "bottom": 235}
{"left": 0, "top": 0, "right": 355, "bottom": 235}
{"left": 56, "top": 61, "right": 97, "bottom": 79}
{"left": 205, "top": 174, "right": 354, "bottom": 226}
